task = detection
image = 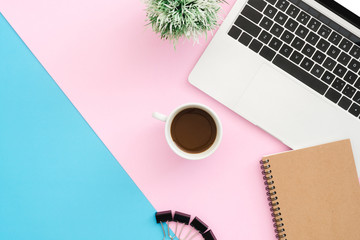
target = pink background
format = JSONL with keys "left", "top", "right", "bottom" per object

{"left": 2, "top": 0, "right": 306, "bottom": 238}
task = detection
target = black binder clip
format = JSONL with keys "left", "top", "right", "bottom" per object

{"left": 155, "top": 210, "right": 173, "bottom": 240}
{"left": 183, "top": 216, "right": 208, "bottom": 240}
{"left": 202, "top": 229, "right": 217, "bottom": 240}
{"left": 173, "top": 211, "right": 191, "bottom": 239}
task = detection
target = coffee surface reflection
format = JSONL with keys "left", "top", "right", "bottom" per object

{"left": 170, "top": 108, "right": 217, "bottom": 154}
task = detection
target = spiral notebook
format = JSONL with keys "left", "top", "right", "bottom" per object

{"left": 260, "top": 139, "right": 360, "bottom": 240}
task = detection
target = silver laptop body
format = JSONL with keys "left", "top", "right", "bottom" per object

{"left": 189, "top": 0, "right": 360, "bottom": 175}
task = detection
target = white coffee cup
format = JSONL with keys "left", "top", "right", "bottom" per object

{"left": 153, "top": 103, "right": 222, "bottom": 160}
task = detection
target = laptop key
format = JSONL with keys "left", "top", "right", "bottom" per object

{"left": 297, "top": 11, "right": 310, "bottom": 25}
{"left": 302, "top": 44, "right": 315, "bottom": 57}
{"left": 258, "top": 30, "right": 273, "bottom": 44}
{"left": 325, "top": 88, "right": 341, "bottom": 103}
{"left": 349, "top": 45, "right": 360, "bottom": 59}
{"left": 290, "top": 50, "right": 304, "bottom": 64}
{"left": 312, "top": 50, "right": 326, "bottom": 64}
{"left": 242, "top": 5, "right": 263, "bottom": 24}
{"left": 316, "top": 38, "right": 330, "bottom": 52}
{"left": 274, "top": 11, "right": 288, "bottom": 25}
{"left": 307, "top": 18, "right": 321, "bottom": 32}
{"left": 349, "top": 103, "right": 360, "bottom": 117}
{"left": 279, "top": 44, "right": 294, "bottom": 57}
{"left": 260, "top": 17, "right": 274, "bottom": 31}
{"left": 281, "top": 30, "right": 295, "bottom": 44}
{"left": 270, "top": 23, "right": 284, "bottom": 37}
{"left": 291, "top": 37, "right": 305, "bottom": 51}
{"left": 327, "top": 45, "right": 341, "bottom": 59}
{"left": 276, "top": 0, "right": 290, "bottom": 11}
{"left": 300, "top": 57, "right": 314, "bottom": 71}
{"left": 238, "top": 32, "right": 253, "bottom": 46}
{"left": 344, "top": 71, "right": 358, "bottom": 84}
{"left": 321, "top": 71, "right": 335, "bottom": 84}
{"left": 248, "top": 0, "right": 267, "bottom": 12}
{"left": 311, "top": 64, "right": 325, "bottom": 78}
{"left": 348, "top": 59, "right": 360, "bottom": 73}
{"left": 342, "top": 84, "right": 356, "bottom": 98}
{"left": 355, "top": 79, "right": 360, "bottom": 90}
{"left": 332, "top": 78, "right": 346, "bottom": 91}
{"left": 273, "top": 54, "right": 328, "bottom": 94}
{"left": 228, "top": 26, "right": 242, "bottom": 40}
{"left": 323, "top": 57, "right": 337, "bottom": 71}
{"left": 259, "top": 46, "right": 276, "bottom": 61}
{"left": 328, "top": 32, "right": 342, "bottom": 46}
{"left": 235, "top": 15, "right": 262, "bottom": 37}
{"left": 318, "top": 25, "right": 332, "bottom": 39}
{"left": 306, "top": 32, "right": 320, "bottom": 45}
{"left": 339, "top": 38, "right": 353, "bottom": 52}
{"left": 333, "top": 64, "right": 347, "bottom": 78}
{"left": 264, "top": 5, "right": 278, "bottom": 18}
{"left": 353, "top": 92, "right": 360, "bottom": 104}
{"left": 269, "top": 37, "right": 283, "bottom": 51}
{"left": 295, "top": 25, "right": 309, "bottom": 39}
{"left": 286, "top": 5, "right": 300, "bottom": 18}
{"left": 249, "top": 39, "right": 263, "bottom": 53}
{"left": 337, "top": 52, "right": 351, "bottom": 66}
{"left": 284, "top": 18, "right": 299, "bottom": 31}
{"left": 338, "top": 96, "right": 352, "bottom": 110}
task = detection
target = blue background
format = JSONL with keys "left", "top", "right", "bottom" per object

{"left": 0, "top": 13, "right": 162, "bottom": 239}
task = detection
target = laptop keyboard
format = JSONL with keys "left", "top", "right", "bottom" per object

{"left": 228, "top": 0, "right": 360, "bottom": 119}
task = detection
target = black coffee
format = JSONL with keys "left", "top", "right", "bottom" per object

{"left": 170, "top": 108, "right": 217, "bottom": 153}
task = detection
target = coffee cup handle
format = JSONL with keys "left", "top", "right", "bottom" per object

{"left": 152, "top": 112, "right": 167, "bottom": 122}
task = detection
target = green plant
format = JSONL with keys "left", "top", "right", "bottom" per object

{"left": 145, "top": 0, "right": 226, "bottom": 46}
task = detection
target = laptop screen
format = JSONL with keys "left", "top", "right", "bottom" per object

{"left": 336, "top": 0, "right": 360, "bottom": 17}
{"left": 315, "top": 0, "right": 360, "bottom": 29}
{"left": 315, "top": 0, "right": 360, "bottom": 31}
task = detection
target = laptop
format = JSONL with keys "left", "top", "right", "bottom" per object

{"left": 189, "top": 0, "right": 360, "bottom": 175}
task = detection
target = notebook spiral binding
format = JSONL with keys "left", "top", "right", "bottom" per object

{"left": 260, "top": 159, "right": 287, "bottom": 240}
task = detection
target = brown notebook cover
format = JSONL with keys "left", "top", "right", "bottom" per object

{"left": 260, "top": 139, "right": 360, "bottom": 240}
